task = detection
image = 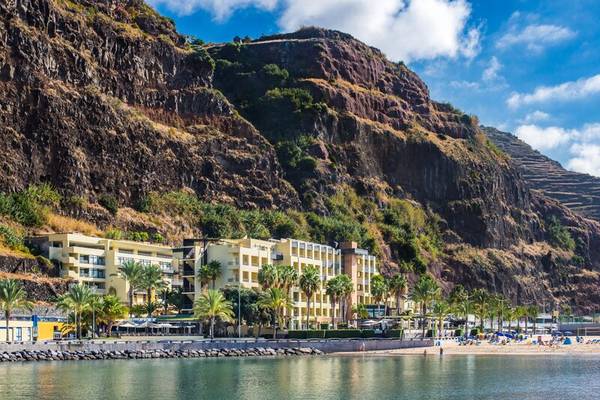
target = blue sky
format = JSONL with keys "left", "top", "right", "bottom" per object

{"left": 149, "top": 0, "right": 600, "bottom": 177}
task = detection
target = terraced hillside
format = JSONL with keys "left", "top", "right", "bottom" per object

{"left": 485, "top": 127, "right": 600, "bottom": 221}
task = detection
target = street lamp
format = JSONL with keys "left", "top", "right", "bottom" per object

{"left": 238, "top": 275, "right": 242, "bottom": 338}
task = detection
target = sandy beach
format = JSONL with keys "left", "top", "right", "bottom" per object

{"left": 337, "top": 338, "right": 600, "bottom": 356}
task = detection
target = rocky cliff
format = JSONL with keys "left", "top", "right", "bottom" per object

{"left": 1, "top": 1, "right": 600, "bottom": 311}
{"left": 485, "top": 126, "right": 600, "bottom": 221}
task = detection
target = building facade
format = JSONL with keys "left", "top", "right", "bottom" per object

{"left": 175, "top": 237, "right": 379, "bottom": 329}
{"left": 30, "top": 233, "right": 177, "bottom": 305}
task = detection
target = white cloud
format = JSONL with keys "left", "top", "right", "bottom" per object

{"left": 507, "top": 74, "right": 600, "bottom": 108}
{"left": 520, "top": 110, "right": 550, "bottom": 124}
{"left": 482, "top": 56, "right": 501, "bottom": 81}
{"left": 514, "top": 123, "right": 600, "bottom": 177}
{"left": 515, "top": 124, "right": 572, "bottom": 151}
{"left": 147, "top": 0, "right": 278, "bottom": 20}
{"left": 567, "top": 144, "right": 600, "bottom": 176}
{"left": 150, "top": 0, "right": 481, "bottom": 63}
{"left": 278, "top": 0, "right": 480, "bottom": 62}
{"left": 497, "top": 23, "right": 576, "bottom": 52}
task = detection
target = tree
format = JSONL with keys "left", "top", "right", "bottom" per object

{"left": 193, "top": 289, "right": 234, "bottom": 339}
{"left": 432, "top": 300, "right": 451, "bottom": 337}
{"left": 0, "top": 279, "right": 33, "bottom": 342}
{"left": 112, "top": 260, "right": 142, "bottom": 312}
{"left": 338, "top": 274, "right": 354, "bottom": 323}
{"left": 515, "top": 305, "right": 529, "bottom": 333}
{"left": 389, "top": 274, "right": 408, "bottom": 315}
{"left": 299, "top": 266, "right": 320, "bottom": 329}
{"left": 139, "top": 264, "right": 166, "bottom": 317}
{"left": 411, "top": 274, "right": 440, "bottom": 337}
{"left": 98, "top": 295, "right": 127, "bottom": 337}
{"left": 277, "top": 265, "right": 298, "bottom": 293}
{"left": 352, "top": 303, "right": 369, "bottom": 319}
{"left": 326, "top": 276, "right": 344, "bottom": 328}
{"left": 198, "top": 264, "right": 212, "bottom": 292}
{"left": 258, "top": 264, "right": 278, "bottom": 289}
{"left": 167, "top": 287, "right": 187, "bottom": 314}
{"left": 370, "top": 274, "right": 388, "bottom": 318}
{"left": 87, "top": 294, "right": 103, "bottom": 338}
{"left": 471, "top": 288, "right": 489, "bottom": 332}
{"left": 257, "top": 287, "right": 290, "bottom": 339}
{"left": 206, "top": 260, "right": 222, "bottom": 289}
{"left": 528, "top": 304, "right": 539, "bottom": 335}
{"left": 448, "top": 285, "right": 469, "bottom": 336}
{"left": 56, "top": 284, "right": 93, "bottom": 339}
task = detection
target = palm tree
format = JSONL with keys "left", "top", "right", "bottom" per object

{"left": 193, "top": 289, "right": 234, "bottom": 339}
{"left": 299, "top": 266, "right": 320, "bottom": 329}
{"left": 277, "top": 265, "right": 298, "bottom": 292}
{"left": 326, "top": 276, "right": 343, "bottom": 328}
{"left": 258, "top": 264, "right": 278, "bottom": 289}
{"left": 0, "top": 279, "right": 33, "bottom": 342}
{"left": 432, "top": 300, "right": 451, "bottom": 337}
{"left": 370, "top": 274, "right": 388, "bottom": 318}
{"left": 139, "top": 264, "right": 166, "bottom": 317}
{"left": 206, "top": 260, "right": 222, "bottom": 289}
{"left": 257, "top": 287, "right": 291, "bottom": 339}
{"left": 448, "top": 285, "right": 469, "bottom": 336}
{"left": 87, "top": 294, "right": 103, "bottom": 338}
{"left": 389, "top": 274, "right": 408, "bottom": 315}
{"left": 338, "top": 274, "right": 354, "bottom": 323}
{"left": 197, "top": 264, "right": 212, "bottom": 292}
{"left": 411, "top": 274, "right": 440, "bottom": 337}
{"left": 515, "top": 305, "right": 529, "bottom": 333}
{"left": 56, "top": 284, "right": 93, "bottom": 339}
{"left": 98, "top": 295, "right": 127, "bottom": 337}
{"left": 471, "top": 288, "right": 489, "bottom": 332}
{"left": 112, "top": 260, "right": 142, "bottom": 311}
{"left": 352, "top": 303, "right": 369, "bottom": 319}
{"left": 528, "top": 304, "right": 539, "bottom": 335}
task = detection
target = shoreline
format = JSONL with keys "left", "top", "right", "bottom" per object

{"left": 335, "top": 340, "right": 600, "bottom": 356}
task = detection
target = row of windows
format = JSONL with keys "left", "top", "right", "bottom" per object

{"left": 79, "top": 255, "right": 105, "bottom": 266}
{"left": 79, "top": 268, "right": 106, "bottom": 279}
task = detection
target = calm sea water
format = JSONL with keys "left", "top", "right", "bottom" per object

{"left": 1, "top": 355, "right": 599, "bottom": 400}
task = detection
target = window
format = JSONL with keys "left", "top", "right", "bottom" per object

{"left": 16, "top": 327, "right": 22, "bottom": 342}
{"left": 79, "top": 255, "right": 89, "bottom": 264}
{"left": 89, "top": 255, "right": 105, "bottom": 266}
{"left": 118, "top": 256, "right": 134, "bottom": 265}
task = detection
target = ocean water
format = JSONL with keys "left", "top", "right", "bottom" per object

{"left": 1, "top": 355, "right": 599, "bottom": 399}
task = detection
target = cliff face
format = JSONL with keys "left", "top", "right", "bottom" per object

{"left": 2, "top": 2, "right": 600, "bottom": 311}
{"left": 485, "top": 126, "right": 600, "bottom": 221}
{"left": 0, "top": 0, "right": 298, "bottom": 209}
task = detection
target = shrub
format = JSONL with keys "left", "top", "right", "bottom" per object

{"left": 0, "top": 184, "right": 60, "bottom": 227}
{"left": 324, "top": 329, "right": 362, "bottom": 339}
{"left": 105, "top": 228, "right": 123, "bottom": 240}
{"left": 454, "top": 329, "right": 463, "bottom": 337}
{"left": 98, "top": 194, "right": 119, "bottom": 215}
{"left": 361, "top": 329, "right": 376, "bottom": 338}
{"left": 0, "top": 225, "right": 24, "bottom": 249}
{"left": 470, "top": 328, "right": 480, "bottom": 337}
{"left": 547, "top": 216, "right": 576, "bottom": 251}
{"left": 151, "top": 232, "right": 165, "bottom": 244}
{"left": 385, "top": 329, "right": 403, "bottom": 338}
{"left": 287, "top": 330, "right": 325, "bottom": 339}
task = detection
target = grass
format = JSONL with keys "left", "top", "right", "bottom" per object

{"left": 46, "top": 213, "right": 101, "bottom": 236}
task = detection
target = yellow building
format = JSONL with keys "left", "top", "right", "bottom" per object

{"left": 30, "top": 233, "right": 177, "bottom": 305}
{"left": 175, "top": 237, "right": 380, "bottom": 329}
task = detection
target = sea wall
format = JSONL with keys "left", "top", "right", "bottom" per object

{"left": 0, "top": 338, "right": 431, "bottom": 362}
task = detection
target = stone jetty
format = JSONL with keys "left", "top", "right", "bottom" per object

{"left": 0, "top": 347, "right": 323, "bottom": 363}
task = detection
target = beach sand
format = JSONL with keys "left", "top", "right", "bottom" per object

{"left": 337, "top": 339, "right": 600, "bottom": 356}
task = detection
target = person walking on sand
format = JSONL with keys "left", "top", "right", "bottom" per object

{"left": 440, "top": 347, "right": 444, "bottom": 356}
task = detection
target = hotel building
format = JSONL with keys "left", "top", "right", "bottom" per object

{"left": 29, "top": 233, "right": 177, "bottom": 305}
{"left": 174, "top": 237, "right": 379, "bottom": 328}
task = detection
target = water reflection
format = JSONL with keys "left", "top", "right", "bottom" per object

{"left": 1, "top": 355, "right": 600, "bottom": 400}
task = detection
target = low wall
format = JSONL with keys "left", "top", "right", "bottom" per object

{"left": 0, "top": 338, "right": 432, "bottom": 354}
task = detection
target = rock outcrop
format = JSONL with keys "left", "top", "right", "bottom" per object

{"left": 485, "top": 126, "right": 600, "bottom": 221}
